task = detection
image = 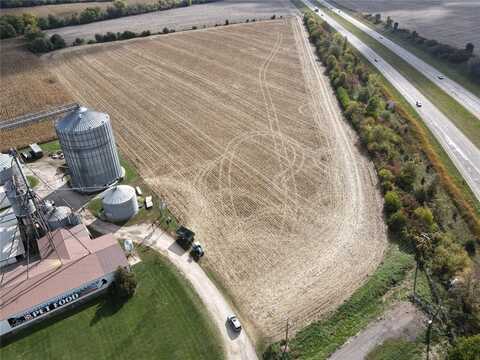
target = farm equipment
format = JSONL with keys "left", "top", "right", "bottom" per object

{"left": 190, "top": 243, "right": 204, "bottom": 261}
{"left": 144, "top": 196, "right": 153, "bottom": 209}
{"left": 176, "top": 226, "right": 195, "bottom": 250}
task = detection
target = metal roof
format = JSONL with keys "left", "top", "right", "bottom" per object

{"left": 47, "top": 206, "right": 71, "bottom": 222}
{"left": 102, "top": 185, "right": 136, "bottom": 205}
{"left": 0, "top": 225, "right": 128, "bottom": 326}
{"left": 0, "top": 208, "right": 25, "bottom": 265}
{"left": 0, "top": 186, "right": 10, "bottom": 210}
{"left": 55, "top": 107, "right": 110, "bottom": 133}
{"left": 29, "top": 143, "right": 42, "bottom": 154}
{"left": 0, "top": 153, "right": 11, "bottom": 172}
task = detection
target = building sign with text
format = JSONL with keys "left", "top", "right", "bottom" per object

{"left": 7, "top": 277, "right": 109, "bottom": 329}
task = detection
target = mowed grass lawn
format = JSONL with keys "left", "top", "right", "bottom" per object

{"left": 0, "top": 246, "right": 224, "bottom": 360}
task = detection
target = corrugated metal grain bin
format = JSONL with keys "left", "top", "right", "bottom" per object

{"left": 3, "top": 162, "right": 34, "bottom": 218}
{"left": 47, "top": 206, "right": 72, "bottom": 230}
{"left": 102, "top": 185, "right": 138, "bottom": 222}
{"left": 0, "top": 153, "right": 13, "bottom": 186}
{"left": 0, "top": 186, "right": 11, "bottom": 210}
{"left": 55, "top": 107, "right": 122, "bottom": 193}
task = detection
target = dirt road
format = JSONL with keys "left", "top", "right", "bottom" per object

{"left": 329, "top": 302, "right": 426, "bottom": 360}
{"left": 84, "top": 214, "right": 258, "bottom": 360}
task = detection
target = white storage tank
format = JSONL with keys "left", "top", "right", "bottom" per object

{"left": 102, "top": 185, "right": 138, "bottom": 222}
{"left": 55, "top": 107, "right": 122, "bottom": 193}
{"left": 47, "top": 206, "right": 72, "bottom": 230}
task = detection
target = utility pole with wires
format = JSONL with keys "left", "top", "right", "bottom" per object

{"left": 282, "top": 318, "right": 290, "bottom": 358}
{"left": 413, "top": 258, "right": 419, "bottom": 299}
{"left": 426, "top": 318, "right": 433, "bottom": 360}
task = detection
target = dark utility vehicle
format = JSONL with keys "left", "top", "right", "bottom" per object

{"left": 190, "top": 243, "right": 204, "bottom": 261}
{"left": 176, "top": 226, "right": 195, "bottom": 250}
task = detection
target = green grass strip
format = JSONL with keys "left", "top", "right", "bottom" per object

{"left": 0, "top": 246, "right": 224, "bottom": 360}
{"left": 289, "top": 246, "right": 413, "bottom": 359}
{"left": 366, "top": 338, "right": 422, "bottom": 360}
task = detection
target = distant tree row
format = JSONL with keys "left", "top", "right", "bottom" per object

{"left": 364, "top": 13, "right": 480, "bottom": 82}
{"left": 26, "top": 28, "right": 65, "bottom": 52}
{"left": 0, "top": 0, "right": 216, "bottom": 39}
{"left": 92, "top": 29, "right": 152, "bottom": 43}
{"left": 30, "top": 14, "right": 279, "bottom": 53}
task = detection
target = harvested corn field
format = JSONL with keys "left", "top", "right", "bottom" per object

{"left": 332, "top": 0, "right": 480, "bottom": 49}
{"left": 0, "top": 39, "right": 72, "bottom": 150}
{"left": 44, "top": 0, "right": 297, "bottom": 44}
{"left": 0, "top": 0, "right": 165, "bottom": 19}
{"left": 49, "top": 18, "right": 387, "bottom": 339}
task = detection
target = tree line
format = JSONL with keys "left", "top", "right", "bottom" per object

{"left": 365, "top": 13, "right": 480, "bottom": 83}
{"left": 0, "top": 0, "right": 110, "bottom": 9}
{"left": 0, "top": 0, "right": 216, "bottom": 39}
{"left": 297, "top": 10, "right": 479, "bottom": 355}
{"left": 25, "top": 15, "right": 278, "bottom": 53}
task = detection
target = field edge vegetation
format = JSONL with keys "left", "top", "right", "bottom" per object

{"left": 328, "top": 0, "right": 480, "bottom": 96}
{"left": 314, "top": 1, "right": 480, "bottom": 152}
{"left": 263, "top": 7, "right": 480, "bottom": 358}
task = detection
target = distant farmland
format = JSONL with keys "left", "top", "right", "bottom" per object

{"left": 49, "top": 19, "right": 387, "bottom": 339}
{"left": 0, "top": 2, "right": 111, "bottom": 19}
{"left": 0, "top": 39, "right": 72, "bottom": 150}
{"left": 0, "top": 0, "right": 160, "bottom": 19}
{"left": 332, "top": 0, "right": 480, "bottom": 50}
{"left": 45, "top": 0, "right": 298, "bottom": 43}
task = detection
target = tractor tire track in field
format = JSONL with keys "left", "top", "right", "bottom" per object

{"left": 49, "top": 18, "right": 387, "bottom": 340}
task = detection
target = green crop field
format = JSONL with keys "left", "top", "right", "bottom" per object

{"left": 0, "top": 246, "right": 224, "bottom": 360}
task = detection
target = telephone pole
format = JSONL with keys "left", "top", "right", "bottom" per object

{"left": 282, "top": 318, "right": 290, "bottom": 358}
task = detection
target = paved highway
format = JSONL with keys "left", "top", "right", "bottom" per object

{"left": 301, "top": 0, "right": 480, "bottom": 201}
{"left": 315, "top": 0, "right": 480, "bottom": 120}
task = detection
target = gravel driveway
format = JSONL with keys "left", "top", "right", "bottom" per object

{"left": 84, "top": 213, "right": 258, "bottom": 360}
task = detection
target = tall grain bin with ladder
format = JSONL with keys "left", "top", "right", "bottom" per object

{"left": 55, "top": 107, "right": 122, "bottom": 193}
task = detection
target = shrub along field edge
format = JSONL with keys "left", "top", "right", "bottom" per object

{"left": 262, "top": 7, "right": 480, "bottom": 358}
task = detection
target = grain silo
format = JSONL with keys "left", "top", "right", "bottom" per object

{"left": 55, "top": 107, "right": 122, "bottom": 193}
{"left": 102, "top": 185, "right": 138, "bottom": 222}
{"left": 0, "top": 186, "right": 10, "bottom": 210}
{"left": 0, "top": 153, "right": 13, "bottom": 185}
{"left": 46, "top": 206, "right": 72, "bottom": 230}
{"left": 3, "top": 157, "right": 35, "bottom": 218}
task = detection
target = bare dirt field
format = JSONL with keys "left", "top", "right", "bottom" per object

{"left": 331, "top": 0, "right": 480, "bottom": 50}
{"left": 0, "top": 2, "right": 112, "bottom": 19}
{"left": 45, "top": 0, "right": 298, "bottom": 43}
{"left": 47, "top": 18, "right": 387, "bottom": 339}
{"left": 0, "top": 39, "right": 73, "bottom": 150}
